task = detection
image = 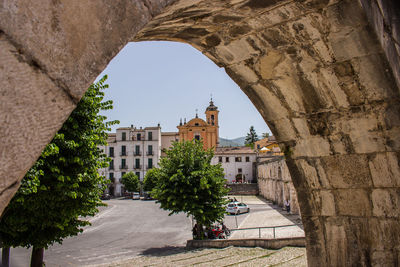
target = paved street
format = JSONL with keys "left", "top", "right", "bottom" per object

{"left": 9, "top": 199, "right": 193, "bottom": 267}
{"left": 6, "top": 196, "right": 303, "bottom": 266}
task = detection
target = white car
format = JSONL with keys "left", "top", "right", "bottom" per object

{"left": 132, "top": 192, "right": 140, "bottom": 200}
{"left": 226, "top": 202, "right": 250, "bottom": 215}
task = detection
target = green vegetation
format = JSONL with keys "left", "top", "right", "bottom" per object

{"left": 152, "top": 140, "right": 229, "bottom": 239}
{"left": 0, "top": 75, "right": 117, "bottom": 267}
{"left": 143, "top": 168, "right": 160, "bottom": 192}
{"left": 121, "top": 172, "right": 140, "bottom": 192}
{"left": 245, "top": 126, "right": 259, "bottom": 147}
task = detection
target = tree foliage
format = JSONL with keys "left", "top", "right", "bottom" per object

{"left": 245, "top": 126, "right": 259, "bottom": 146}
{"left": 0, "top": 75, "right": 118, "bottom": 253}
{"left": 143, "top": 168, "right": 160, "bottom": 192}
{"left": 121, "top": 172, "right": 140, "bottom": 192}
{"left": 262, "top": 132, "right": 270, "bottom": 139}
{"left": 152, "top": 140, "right": 229, "bottom": 238}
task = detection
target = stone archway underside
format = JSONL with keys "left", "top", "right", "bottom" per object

{"left": 1, "top": 0, "right": 400, "bottom": 266}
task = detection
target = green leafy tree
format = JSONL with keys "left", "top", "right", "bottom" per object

{"left": 0, "top": 75, "right": 118, "bottom": 267}
{"left": 245, "top": 126, "right": 259, "bottom": 147}
{"left": 121, "top": 172, "right": 140, "bottom": 192}
{"left": 143, "top": 168, "right": 160, "bottom": 192}
{"left": 262, "top": 132, "right": 270, "bottom": 139}
{"left": 152, "top": 140, "right": 229, "bottom": 239}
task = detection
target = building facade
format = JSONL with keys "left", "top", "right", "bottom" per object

{"left": 177, "top": 99, "right": 219, "bottom": 150}
{"left": 99, "top": 126, "right": 161, "bottom": 196}
{"left": 211, "top": 146, "right": 257, "bottom": 183}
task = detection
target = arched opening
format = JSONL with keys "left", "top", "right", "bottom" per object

{"left": 1, "top": 0, "right": 400, "bottom": 266}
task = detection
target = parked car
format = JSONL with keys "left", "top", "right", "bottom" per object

{"left": 132, "top": 192, "right": 140, "bottom": 200}
{"left": 100, "top": 193, "right": 111, "bottom": 200}
{"left": 141, "top": 192, "right": 153, "bottom": 200}
{"left": 226, "top": 202, "right": 250, "bottom": 215}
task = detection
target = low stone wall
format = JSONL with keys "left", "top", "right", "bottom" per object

{"left": 187, "top": 237, "right": 305, "bottom": 249}
{"left": 226, "top": 183, "right": 259, "bottom": 195}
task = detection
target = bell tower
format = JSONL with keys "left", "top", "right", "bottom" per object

{"left": 205, "top": 98, "right": 219, "bottom": 147}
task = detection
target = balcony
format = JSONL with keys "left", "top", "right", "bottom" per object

{"left": 119, "top": 165, "right": 128, "bottom": 169}
{"left": 109, "top": 165, "right": 114, "bottom": 170}
{"left": 134, "top": 152, "right": 141, "bottom": 156}
{"left": 147, "top": 151, "right": 154, "bottom": 156}
{"left": 120, "top": 152, "right": 127, "bottom": 156}
{"left": 133, "top": 165, "right": 142, "bottom": 170}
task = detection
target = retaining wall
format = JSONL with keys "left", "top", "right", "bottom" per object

{"left": 187, "top": 237, "right": 305, "bottom": 250}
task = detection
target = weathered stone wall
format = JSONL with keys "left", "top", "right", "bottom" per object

{"left": 226, "top": 183, "right": 259, "bottom": 195}
{"left": 257, "top": 157, "right": 300, "bottom": 214}
{"left": 1, "top": 0, "right": 400, "bottom": 266}
{"left": 359, "top": 0, "right": 400, "bottom": 90}
{"left": 0, "top": 0, "right": 176, "bottom": 210}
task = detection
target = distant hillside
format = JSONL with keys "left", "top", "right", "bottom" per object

{"left": 219, "top": 136, "right": 246, "bottom": 147}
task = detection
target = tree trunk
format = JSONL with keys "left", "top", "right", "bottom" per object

{"left": 30, "top": 247, "right": 44, "bottom": 267}
{"left": 2, "top": 247, "right": 10, "bottom": 267}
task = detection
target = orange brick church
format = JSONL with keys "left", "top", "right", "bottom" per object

{"left": 177, "top": 99, "right": 219, "bottom": 150}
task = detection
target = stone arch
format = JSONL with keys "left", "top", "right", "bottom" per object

{"left": 1, "top": 0, "right": 400, "bottom": 266}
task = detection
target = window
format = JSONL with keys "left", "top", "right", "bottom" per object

{"left": 135, "top": 145, "right": 140, "bottom": 155}
{"left": 195, "top": 123, "right": 199, "bottom": 126}
{"left": 211, "top": 115, "right": 215, "bottom": 125}
{"left": 148, "top": 158, "right": 153, "bottom": 169}
{"left": 226, "top": 157, "right": 230, "bottom": 162}
{"left": 121, "top": 158, "right": 126, "bottom": 169}
{"left": 135, "top": 172, "right": 140, "bottom": 179}
{"left": 148, "top": 131, "right": 153, "bottom": 141}
{"left": 135, "top": 158, "right": 140, "bottom": 169}
{"left": 109, "top": 160, "right": 114, "bottom": 170}
{"left": 122, "top": 132, "right": 126, "bottom": 141}
{"left": 136, "top": 133, "right": 141, "bottom": 141}
{"left": 109, "top": 173, "right": 114, "bottom": 179}
{"left": 109, "top": 147, "right": 114, "bottom": 157}
{"left": 148, "top": 145, "right": 153, "bottom": 155}
{"left": 257, "top": 144, "right": 260, "bottom": 149}
{"left": 235, "top": 157, "right": 242, "bottom": 162}
{"left": 218, "top": 156, "right": 222, "bottom": 163}
{"left": 238, "top": 168, "right": 242, "bottom": 173}
{"left": 121, "top": 145, "right": 126, "bottom": 156}
{"left": 194, "top": 135, "right": 200, "bottom": 141}
{"left": 121, "top": 172, "right": 126, "bottom": 178}
{"left": 246, "top": 156, "right": 250, "bottom": 162}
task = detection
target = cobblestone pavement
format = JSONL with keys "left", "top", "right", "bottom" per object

{"left": 94, "top": 246, "right": 307, "bottom": 267}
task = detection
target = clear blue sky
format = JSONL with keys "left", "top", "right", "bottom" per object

{"left": 96, "top": 41, "right": 270, "bottom": 140}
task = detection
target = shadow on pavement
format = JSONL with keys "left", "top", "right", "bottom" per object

{"left": 267, "top": 202, "right": 303, "bottom": 229}
{"left": 140, "top": 246, "right": 190, "bottom": 257}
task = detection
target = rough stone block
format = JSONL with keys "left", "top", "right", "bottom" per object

{"left": 321, "top": 154, "right": 373, "bottom": 188}
{"left": 215, "top": 38, "right": 259, "bottom": 64}
{"left": 351, "top": 53, "right": 397, "bottom": 102}
{"left": 329, "top": 25, "right": 381, "bottom": 62}
{"left": 296, "top": 159, "right": 331, "bottom": 189}
{"left": 324, "top": 217, "right": 348, "bottom": 266}
{"left": 292, "top": 136, "right": 331, "bottom": 158}
{"left": 368, "top": 218, "right": 400, "bottom": 250}
{"left": 371, "top": 251, "right": 396, "bottom": 266}
{"left": 320, "top": 190, "right": 336, "bottom": 216}
{"left": 251, "top": 84, "right": 289, "bottom": 121}
{"left": 372, "top": 189, "right": 400, "bottom": 218}
{"left": 368, "top": 152, "right": 400, "bottom": 187}
{"left": 335, "top": 189, "right": 371, "bottom": 216}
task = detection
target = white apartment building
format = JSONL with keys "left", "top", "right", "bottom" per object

{"left": 99, "top": 125, "right": 161, "bottom": 196}
{"left": 211, "top": 147, "right": 257, "bottom": 183}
